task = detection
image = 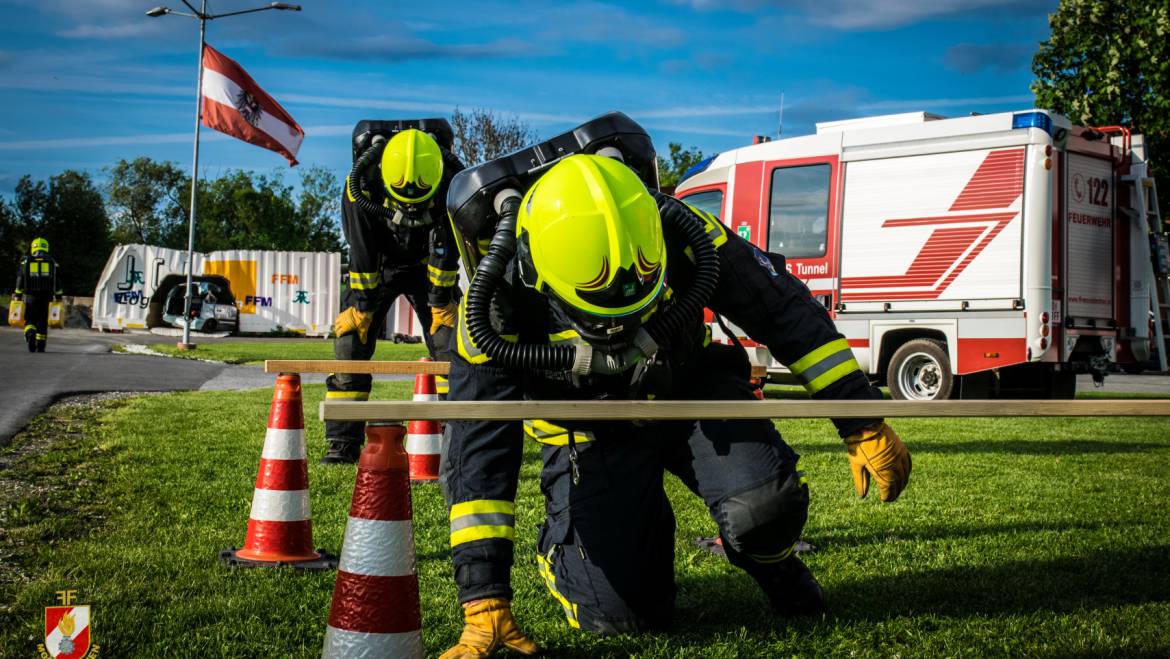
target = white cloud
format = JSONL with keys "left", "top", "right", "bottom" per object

{"left": 0, "top": 124, "right": 355, "bottom": 150}
{"left": 670, "top": 0, "right": 1054, "bottom": 30}
{"left": 57, "top": 22, "right": 165, "bottom": 39}
{"left": 858, "top": 94, "right": 1034, "bottom": 111}
{"left": 632, "top": 104, "right": 778, "bottom": 119}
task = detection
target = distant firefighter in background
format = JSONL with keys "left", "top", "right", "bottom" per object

{"left": 323, "top": 120, "right": 466, "bottom": 464}
{"left": 13, "top": 237, "right": 63, "bottom": 353}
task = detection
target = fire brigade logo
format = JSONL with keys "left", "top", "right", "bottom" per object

{"left": 37, "top": 591, "right": 99, "bottom": 658}
{"left": 840, "top": 148, "right": 1025, "bottom": 302}
{"left": 234, "top": 89, "right": 263, "bottom": 127}
{"left": 1071, "top": 172, "right": 1086, "bottom": 203}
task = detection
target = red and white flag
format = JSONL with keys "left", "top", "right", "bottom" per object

{"left": 201, "top": 43, "right": 304, "bottom": 166}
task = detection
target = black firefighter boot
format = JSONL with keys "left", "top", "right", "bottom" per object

{"left": 755, "top": 554, "right": 828, "bottom": 617}
{"left": 728, "top": 545, "right": 827, "bottom": 617}
{"left": 36, "top": 335, "right": 46, "bottom": 353}
{"left": 320, "top": 438, "right": 361, "bottom": 465}
{"left": 25, "top": 327, "right": 37, "bottom": 353}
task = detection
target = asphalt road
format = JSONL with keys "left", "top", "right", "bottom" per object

{"left": 0, "top": 328, "right": 297, "bottom": 444}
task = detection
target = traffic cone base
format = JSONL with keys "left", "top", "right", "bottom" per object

{"left": 221, "top": 373, "right": 336, "bottom": 570}
{"left": 321, "top": 626, "right": 422, "bottom": 659}
{"left": 405, "top": 428, "right": 441, "bottom": 482}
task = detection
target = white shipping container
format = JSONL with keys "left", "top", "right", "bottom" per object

{"left": 92, "top": 244, "right": 341, "bottom": 337}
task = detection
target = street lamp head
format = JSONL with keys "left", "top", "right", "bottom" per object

{"left": 145, "top": 6, "right": 169, "bottom": 16}
{"left": 270, "top": 2, "right": 301, "bottom": 9}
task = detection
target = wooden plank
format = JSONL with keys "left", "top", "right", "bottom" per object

{"left": 268, "top": 359, "right": 764, "bottom": 378}
{"left": 265, "top": 360, "right": 450, "bottom": 375}
{"left": 320, "top": 399, "right": 1170, "bottom": 422}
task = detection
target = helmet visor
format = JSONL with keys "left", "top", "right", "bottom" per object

{"left": 548, "top": 273, "right": 663, "bottom": 346}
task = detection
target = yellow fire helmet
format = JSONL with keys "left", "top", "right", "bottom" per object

{"left": 516, "top": 154, "right": 666, "bottom": 344}
{"left": 30, "top": 237, "right": 49, "bottom": 255}
{"left": 380, "top": 128, "right": 443, "bottom": 204}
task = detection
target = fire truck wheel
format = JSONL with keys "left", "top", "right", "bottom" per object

{"left": 887, "top": 338, "right": 953, "bottom": 401}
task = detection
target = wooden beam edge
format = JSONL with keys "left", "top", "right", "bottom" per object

{"left": 319, "top": 399, "right": 1170, "bottom": 422}
{"left": 265, "top": 359, "right": 451, "bottom": 375}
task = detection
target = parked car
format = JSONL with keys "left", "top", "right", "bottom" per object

{"left": 162, "top": 281, "right": 238, "bottom": 333}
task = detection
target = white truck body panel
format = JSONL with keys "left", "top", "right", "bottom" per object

{"left": 676, "top": 108, "right": 1159, "bottom": 381}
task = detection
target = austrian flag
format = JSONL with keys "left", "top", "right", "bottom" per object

{"left": 201, "top": 44, "right": 304, "bottom": 165}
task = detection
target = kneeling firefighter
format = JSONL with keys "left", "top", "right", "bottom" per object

{"left": 438, "top": 114, "right": 911, "bottom": 657}
{"left": 14, "top": 237, "right": 63, "bottom": 353}
{"left": 324, "top": 120, "right": 466, "bottom": 464}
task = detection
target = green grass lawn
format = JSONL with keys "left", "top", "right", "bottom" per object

{"left": 148, "top": 339, "right": 429, "bottom": 364}
{"left": 2, "top": 385, "right": 1169, "bottom": 658}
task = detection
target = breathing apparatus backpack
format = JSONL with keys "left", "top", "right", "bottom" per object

{"left": 445, "top": 112, "right": 720, "bottom": 379}
{"left": 348, "top": 118, "right": 456, "bottom": 227}
{"left": 351, "top": 118, "right": 455, "bottom": 162}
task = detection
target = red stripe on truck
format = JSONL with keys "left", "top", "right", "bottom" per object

{"left": 956, "top": 338, "right": 1027, "bottom": 375}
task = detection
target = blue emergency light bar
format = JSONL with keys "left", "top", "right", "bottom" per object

{"left": 680, "top": 155, "right": 716, "bottom": 184}
{"left": 1012, "top": 111, "right": 1052, "bottom": 135}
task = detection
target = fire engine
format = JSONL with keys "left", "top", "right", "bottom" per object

{"left": 676, "top": 109, "right": 1169, "bottom": 400}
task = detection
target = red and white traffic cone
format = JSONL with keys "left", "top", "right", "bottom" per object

{"left": 322, "top": 423, "right": 423, "bottom": 659}
{"left": 406, "top": 359, "right": 442, "bottom": 482}
{"left": 220, "top": 373, "right": 336, "bottom": 570}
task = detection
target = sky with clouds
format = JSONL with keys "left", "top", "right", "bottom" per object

{"left": 0, "top": 0, "right": 1058, "bottom": 195}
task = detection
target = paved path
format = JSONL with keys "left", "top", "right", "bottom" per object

{"left": 0, "top": 328, "right": 342, "bottom": 444}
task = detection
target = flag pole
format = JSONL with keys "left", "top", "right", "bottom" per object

{"left": 179, "top": 0, "right": 208, "bottom": 350}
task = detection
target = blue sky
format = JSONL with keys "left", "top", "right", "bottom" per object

{"left": 0, "top": 0, "right": 1058, "bottom": 195}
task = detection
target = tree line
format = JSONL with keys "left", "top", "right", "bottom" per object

{"left": 0, "top": 161, "right": 343, "bottom": 296}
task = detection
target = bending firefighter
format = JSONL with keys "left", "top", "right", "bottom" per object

{"left": 14, "top": 237, "right": 63, "bottom": 353}
{"left": 440, "top": 154, "right": 911, "bottom": 657}
{"left": 324, "top": 126, "right": 465, "bottom": 464}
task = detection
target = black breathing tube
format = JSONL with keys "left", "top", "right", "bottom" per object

{"left": 464, "top": 189, "right": 721, "bottom": 373}
{"left": 642, "top": 196, "right": 720, "bottom": 346}
{"left": 464, "top": 192, "right": 578, "bottom": 371}
{"left": 347, "top": 139, "right": 395, "bottom": 221}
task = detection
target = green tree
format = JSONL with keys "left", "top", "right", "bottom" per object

{"left": 657, "top": 143, "right": 706, "bottom": 189}
{"left": 42, "top": 171, "right": 113, "bottom": 294}
{"left": 105, "top": 157, "right": 189, "bottom": 248}
{"left": 295, "top": 165, "right": 344, "bottom": 253}
{"left": 1032, "top": 0, "right": 1170, "bottom": 189}
{"left": 8, "top": 172, "right": 112, "bottom": 294}
{"left": 0, "top": 198, "right": 24, "bottom": 288}
{"left": 191, "top": 168, "right": 341, "bottom": 253}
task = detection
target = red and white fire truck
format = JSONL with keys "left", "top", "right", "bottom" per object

{"left": 676, "top": 109, "right": 1169, "bottom": 400}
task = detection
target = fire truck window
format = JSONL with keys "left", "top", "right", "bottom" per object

{"left": 768, "top": 164, "right": 829, "bottom": 258}
{"left": 680, "top": 189, "right": 723, "bottom": 219}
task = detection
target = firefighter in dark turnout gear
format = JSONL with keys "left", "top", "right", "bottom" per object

{"left": 439, "top": 155, "right": 911, "bottom": 657}
{"left": 323, "top": 127, "right": 465, "bottom": 464}
{"left": 14, "top": 237, "right": 63, "bottom": 353}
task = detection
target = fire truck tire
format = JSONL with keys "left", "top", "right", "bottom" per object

{"left": 887, "top": 338, "right": 953, "bottom": 401}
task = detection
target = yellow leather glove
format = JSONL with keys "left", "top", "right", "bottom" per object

{"left": 334, "top": 307, "right": 374, "bottom": 343}
{"left": 845, "top": 422, "right": 911, "bottom": 502}
{"left": 439, "top": 598, "right": 540, "bottom": 659}
{"left": 430, "top": 302, "right": 458, "bottom": 335}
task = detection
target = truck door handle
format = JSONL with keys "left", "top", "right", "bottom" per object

{"left": 815, "top": 293, "right": 833, "bottom": 309}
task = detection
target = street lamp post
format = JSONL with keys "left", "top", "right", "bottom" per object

{"left": 147, "top": 1, "right": 301, "bottom": 349}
